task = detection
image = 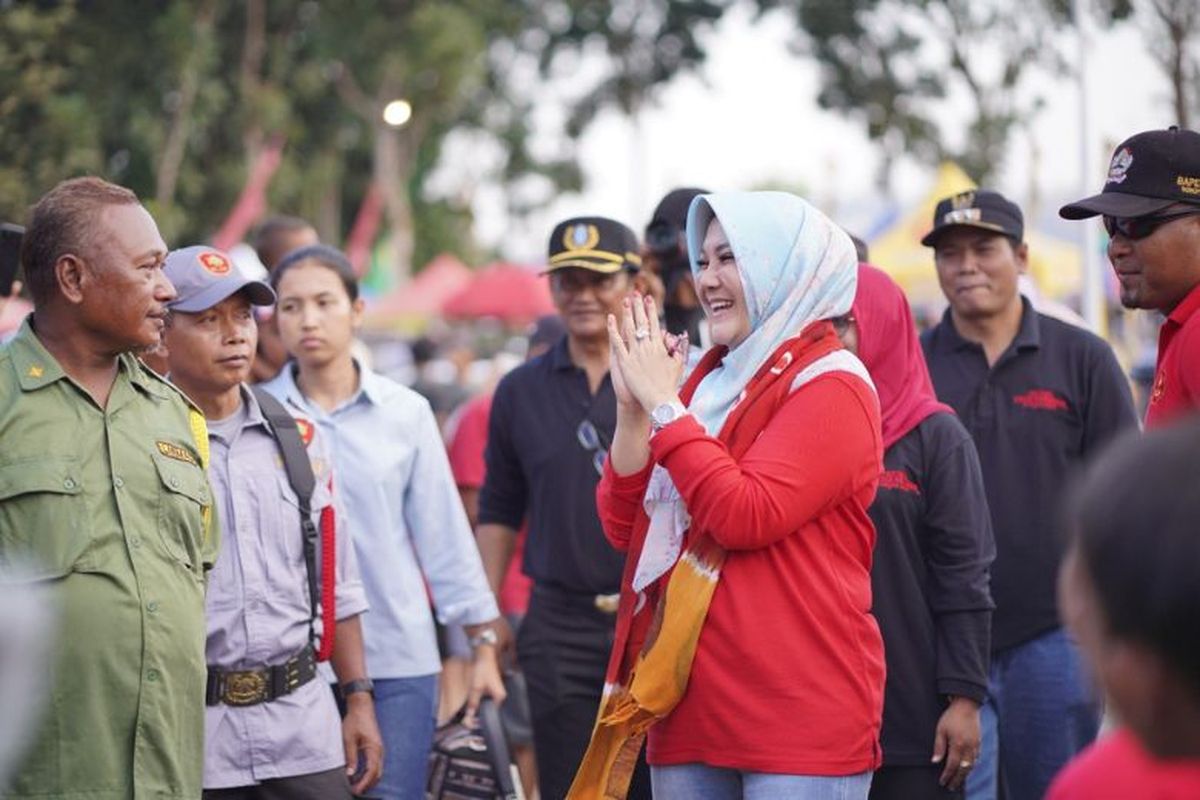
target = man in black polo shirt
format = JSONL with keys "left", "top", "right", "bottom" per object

{"left": 919, "top": 189, "right": 1137, "bottom": 800}
{"left": 476, "top": 216, "right": 651, "bottom": 800}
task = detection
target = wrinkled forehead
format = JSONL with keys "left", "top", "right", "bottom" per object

{"left": 94, "top": 203, "right": 167, "bottom": 263}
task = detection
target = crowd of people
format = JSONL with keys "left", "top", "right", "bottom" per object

{"left": 0, "top": 124, "right": 1199, "bottom": 800}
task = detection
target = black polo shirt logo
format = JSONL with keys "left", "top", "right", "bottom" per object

{"left": 1012, "top": 389, "right": 1068, "bottom": 412}
{"left": 879, "top": 469, "right": 921, "bottom": 495}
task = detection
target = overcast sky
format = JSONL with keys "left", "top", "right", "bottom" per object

{"left": 446, "top": 5, "right": 1177, "bottom": 263}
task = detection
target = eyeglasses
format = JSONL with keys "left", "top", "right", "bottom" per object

{"left": 550, "top": 270, "right": 623, "bottom": 295}
{"left": 1102, "top": 209, "right": 1200, "bottom": 241}
{"left": 576, "top": 419, "right": 608, "bottom": 476}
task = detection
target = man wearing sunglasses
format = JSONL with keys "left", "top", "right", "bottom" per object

{"left": 920, "top": 188, "right": 1138, "bottom": 800}
{"left": 476, "top": 216, "right": 652, "bottom": 800}
{"left": 1061, "top": 126, "right": 1200, "bottom": 429}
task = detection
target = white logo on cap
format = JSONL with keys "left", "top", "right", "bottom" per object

{"left": 1107, "top": 148, "right": 1133, "bottom": 185}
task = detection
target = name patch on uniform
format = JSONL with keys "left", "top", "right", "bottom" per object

{"left": 157, "top": 441, "right": 198, "bottom": 465}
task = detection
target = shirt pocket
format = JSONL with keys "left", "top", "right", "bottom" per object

{"left": 0, "top": 457, "right": 90, "bottom": 579}
{"left": 151, "top": 451, "right": 211, "bottom": 577}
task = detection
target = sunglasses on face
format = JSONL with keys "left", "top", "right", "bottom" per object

{"left": 576, "top": 419, "right": 608, "bottom": 476}
{"left": 1102, "top": 209, "right": 1200, "bottom": 241}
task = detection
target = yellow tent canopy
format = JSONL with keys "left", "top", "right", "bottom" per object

{"left": 867, "top": 163, "right": 1082, "bottom": 307}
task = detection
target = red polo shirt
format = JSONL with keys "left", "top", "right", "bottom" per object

{"left": 1047, "top": 729, "right": 1200, "bottom": 800}
{"left": 1145, "top": 282, "right": 1200, "bottom": 429}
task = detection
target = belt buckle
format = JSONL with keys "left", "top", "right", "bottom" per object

{"left": 593, "top": 593, "right": 620, "bottom": 614}
{"left": 223, "top": 670, "right": 268, "bottom": 706}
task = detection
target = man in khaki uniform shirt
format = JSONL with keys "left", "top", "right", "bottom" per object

{"left": 0, "top": 177, "right": 218, "bottom": 799}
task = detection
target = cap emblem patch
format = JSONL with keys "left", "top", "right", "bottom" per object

{"left": 199, "top": 251, "right": 231, "bottom": 275}
{"left": 950, "top": 191, "right": 976, "bottom": 210}
{"left": 563, "top": 224, "right": 600, "bottom": 252}
{"left": 1107, "top": 148, "right": 1133, "bottom": 185}
{"left": 943, "top": 208, "right": 982, "bottom": 225}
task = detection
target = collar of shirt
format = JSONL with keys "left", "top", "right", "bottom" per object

{"left": 206, "top": 384, "right": 271, "bottom": 445}
{"left": 274, "top": 358, "right": 383, "bottom": 415}
{"left": 549, "top": 335, "right": 577, "bottom": 372}
{"left": 1166, "top": 281, "right": 1200, "bottom": 330}
{"left": 932, "top": 295, "right": 1041, "bottom": 360}
{"left": 10, "top": 317, "right": 171, "bottom": 401}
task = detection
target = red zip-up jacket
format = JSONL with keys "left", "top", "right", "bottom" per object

{"left": 597, "top": 371, "right": 885, "bottom": 775}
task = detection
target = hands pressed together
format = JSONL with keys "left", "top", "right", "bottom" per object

{"left": 607, "top": 292, "right": 689, "bottom": 416}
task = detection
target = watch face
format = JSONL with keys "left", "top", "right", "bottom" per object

{"left": 653, "top": 403, "right": 678, "bottom": 427}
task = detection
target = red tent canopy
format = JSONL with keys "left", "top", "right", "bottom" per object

{"left": 364, "top": 253, "right": 472, "bottom": 322}
{"left": 443, "top": 262, "right": 554, "bottom": 325}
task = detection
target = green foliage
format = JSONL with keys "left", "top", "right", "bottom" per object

{"left": 0, "top": 0, "right": 733, "bottom": 276}
{"left": 772, "top": 0, "right": 1133, "bottom": 186}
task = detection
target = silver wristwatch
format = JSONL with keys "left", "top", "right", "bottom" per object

{"left": 650, "top": 400, "right": 687, "bottom": 432}
{"left": 468, "top": 628, "right": 499, "bottom": 649}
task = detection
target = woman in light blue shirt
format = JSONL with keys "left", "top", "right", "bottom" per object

{"left": 263, "top": 245, "right": 505, "bottom": 800}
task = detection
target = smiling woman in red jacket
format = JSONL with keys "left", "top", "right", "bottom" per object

{"left": 569, "top": 191, "right": 885, "bottom": 800}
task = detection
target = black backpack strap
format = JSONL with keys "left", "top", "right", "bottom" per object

{"left": 250, "top": 386, "right": 321, "bottom": 652}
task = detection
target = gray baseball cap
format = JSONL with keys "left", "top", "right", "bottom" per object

{"left": 164, "top": 245, "right": 275, "bottom": 312}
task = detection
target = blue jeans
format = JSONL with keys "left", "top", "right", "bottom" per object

{"left": 966, "top": 627, "right": 1100, "bottom": 800}
{"left": 366, "top": 675, "right": 438, "bottom": 800}
{"left": 651, "top": 764, "right": 873, "bottom": 800}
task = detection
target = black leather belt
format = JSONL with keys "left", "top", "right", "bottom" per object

{"left": 206, "top": 645, "right": 317, "bottom": 707}
{"left": 533, "top": 584, "right": 621, "bottom": 615}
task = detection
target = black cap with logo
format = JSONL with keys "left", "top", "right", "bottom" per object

{"left": 921, "top": 189, "right": 1025, "bottom": 247}
{"left": 1060, "top": 126, "right": 1200, "bottom": 220}
{"left": 546, "top": 216, "right": 641, "bottom": 274}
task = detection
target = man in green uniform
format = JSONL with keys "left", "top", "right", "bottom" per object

{"left": 0, "top": 176, "right": 219, "bottom": 799}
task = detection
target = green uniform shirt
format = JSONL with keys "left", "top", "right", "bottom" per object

{"left": 0, "top": 319, "right": 219, "bottom": 799}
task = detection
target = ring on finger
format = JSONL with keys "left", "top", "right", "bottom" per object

{"left": 959, "top": 761, "right": 973, "bottom": 769}
{"left": 635, "top": 328, "right": 649, "bottom": 340}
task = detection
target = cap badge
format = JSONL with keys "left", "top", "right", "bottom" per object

{"left": 943, "top": 208, "right": 983, "bottom": 225}
{"left": 1107, "top": 148, "right": 1133, "bottom": 185}
{"left": 950, "top": 191, "right": 976, "bottom": 210}
{"left": 563, "top": 224, "right": 600, "bottom": 252}
{"left": 199, "top": 251, "right": 231, "bottom": 275}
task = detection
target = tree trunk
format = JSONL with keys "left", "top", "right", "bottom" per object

{"left": 240, "top": 0, "right": 268, "bottom": 169}
{"left": 1154, "top": 0, "right": 1195, "bottom": 128}
{"left": 374, "top": 124, "right": 415, "bottom": 283}
{"left": 156, "top": 0, "right": 216, "bottom": 208}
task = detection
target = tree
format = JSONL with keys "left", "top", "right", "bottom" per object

{"left": 0, "top": 0, "right": 739, "bottom": 282}
{"left": 768, "top": 0, "right": 1132, "bottom": 187}
{"left": 1141, "top": 0, "right": 1200, "bottom": 127}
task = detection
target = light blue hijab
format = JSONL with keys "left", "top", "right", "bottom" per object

{"left": 684, "top": 191, "right": 858, "bottom": 435}
{"left": 632, "top": 192, "right": 861, "bottom": 592}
